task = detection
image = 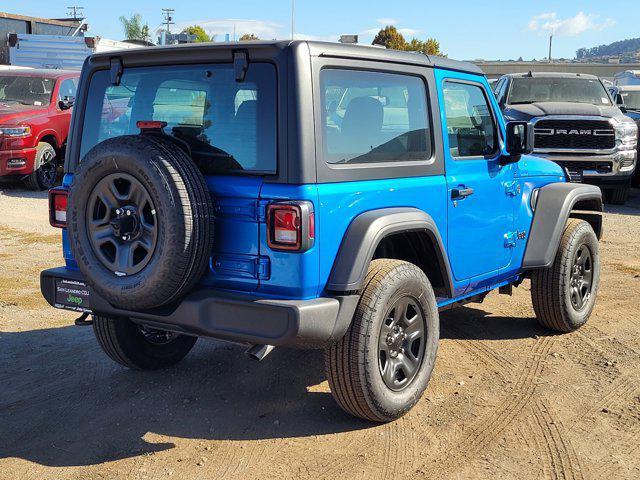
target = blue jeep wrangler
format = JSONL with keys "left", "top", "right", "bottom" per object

{"left": 41, "top": 41, "right": 603, "bottom": 422}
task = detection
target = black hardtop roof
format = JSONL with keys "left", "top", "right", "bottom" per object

{"left": 91, "top": 40, "right": 484, "bottom": 75}
{"left": 504, "top": 71, "right": 600, "bottom": 80}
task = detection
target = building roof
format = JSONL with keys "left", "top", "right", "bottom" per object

{"left": 0, "top": 11, "right": 81, "bottom": 28}
{"left": 0, "top": 68, "right": 79, "bottom": 78}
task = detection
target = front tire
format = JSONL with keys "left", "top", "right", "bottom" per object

{"left": 325, "top": 259, "right": 439, "bottom": 422}
{"left": 93, "top": 315, "right": 197, "bottom": 370}
{"left": 24, "top": 142, "right": 57, "bottom": 191}
{"left": 531, "top": 219, "right": 600, "bottom": 332}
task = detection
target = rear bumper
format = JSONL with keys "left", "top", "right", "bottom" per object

{"left": 40, "top": 267, "right": 359, "bottom": 348}
{"left": 0, "top": 148, "right": 37, "bottom": 177}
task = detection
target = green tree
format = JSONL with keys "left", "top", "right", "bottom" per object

{"left": 239, "top": 33, "right": 260, "bottom": 41}
{"left": 372, "top": 26, "right": 445, "bottom": 57}
{"left": 119, "top": 13, "right": 150, "bottom": 41}
{"left": 182, "top": 25, "right": 211, "bottom": 43}
{"left": 372, "top": 25, "right": 407, "bottom": 51}
{"left": 406, "top": 37, "right": 444, "bottom": 56}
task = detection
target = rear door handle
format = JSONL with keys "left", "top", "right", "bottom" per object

{"left": 451, "top": 187, "right": 474, "bottom": 200}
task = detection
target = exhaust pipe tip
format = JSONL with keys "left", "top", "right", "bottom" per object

{"left": 245, "top": 344, "right": 275, "bottom": 361}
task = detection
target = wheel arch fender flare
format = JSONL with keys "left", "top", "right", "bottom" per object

{"left": 523, "top": 183, "right": 603, "bottom": 269}
{"left": 325, "top": 207, "right": 454, "bottom": 296}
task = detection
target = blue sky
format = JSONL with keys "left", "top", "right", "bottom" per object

{"left": 18, "top": 1, "right": 640, "bottom": 60}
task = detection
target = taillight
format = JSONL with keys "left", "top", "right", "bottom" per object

{"left": 49, "top": 187, "right": 68, "bottom": 228}
{"left": 267, "top": 201, "right": 315, "bottom": 252}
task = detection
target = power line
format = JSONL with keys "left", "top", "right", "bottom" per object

{"left": 161, "top": 8, "right": 175, "bottom": 34}
{"left": 66, "top": 6, "right": 84, "bottom": 20}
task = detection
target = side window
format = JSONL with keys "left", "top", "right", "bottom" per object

{"left": 443, "top": 81, "right": 498, "bottom": 159}
{"left": 495, "top": 79, "right": 508, "bottom": 104}
{"left": 58, "top": 78, "right": 77, "bottom": 101}
{"left": 320, "top": 69, "right": 431, "bottom": 164}
{"left": 493, "top": 78, "right": 504, "bottom": 96}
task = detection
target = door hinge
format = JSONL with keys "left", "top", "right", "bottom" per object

{"left": 504, "top": 232, "right": 517, "bottom": 248}
{"left": 504, "top": 181, "right": 521, "bottom": 197}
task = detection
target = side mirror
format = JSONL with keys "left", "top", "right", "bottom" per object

{"left": 614, "top": 94, "right": 627, "bottom": 113}
{"left": 59, "top": 95, "right": 75, "bottom": 110}
{"left": 502, "top": 121, "right": 531, "bottom": 164}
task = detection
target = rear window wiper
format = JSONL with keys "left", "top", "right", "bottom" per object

{"left": 508, "top": 101, "right": 536, "bottom": 105}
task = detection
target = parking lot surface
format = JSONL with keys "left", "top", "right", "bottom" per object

{"left": 1, "top": 187, "right": 639, "bottom": 480}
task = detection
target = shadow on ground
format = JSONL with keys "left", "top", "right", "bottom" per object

{"left": 0, "top": 303, "right": 551, "bottom": 468}
{"left": 0, "top": 324, "right": 369, "bottom": 467}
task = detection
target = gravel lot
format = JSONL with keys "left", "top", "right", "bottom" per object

{"left": 1, "top": 185, "right": 639, "bottom": 480}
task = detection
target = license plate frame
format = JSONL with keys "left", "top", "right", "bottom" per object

{"left": 54, "top": 278, "right": 93, "bottom": 313}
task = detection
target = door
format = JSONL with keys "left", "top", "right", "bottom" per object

{"left": 438, "top": 75, "right": 516, "bottom": 281}
{"left": 50, "top": 77, "right": 77, "bottom": 146}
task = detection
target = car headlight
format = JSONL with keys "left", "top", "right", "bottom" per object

{"left": 0, "top": 125, "right": 31, "bottom": 137}
{"left": 615, "top": 119, "right": 638, "bottom": 149}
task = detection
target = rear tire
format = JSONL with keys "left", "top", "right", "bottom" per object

{"left": 24, "top": 142, "right": 57, "bottom": 191}
{"left": 531, "top": 219, "right": 600, "bottom": 332}
{"left": 93, "top": 315, "right": 197, "bottom": 370}
{"left": 605, "top": 186, "right": 629, "bottom": 205}
{"left": 325, "top": 259, "right": 439, "bottom": 422}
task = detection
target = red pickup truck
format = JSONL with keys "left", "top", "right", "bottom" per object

{"left": 0, "top": 69, "right": 79, "bottom": 190}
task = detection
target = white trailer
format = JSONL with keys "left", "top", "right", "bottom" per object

{"left": 614, "top": 70, "right": 640, "bottom": 86}
{"left": 7, "top": 33, "right": 142, "bottom": 70}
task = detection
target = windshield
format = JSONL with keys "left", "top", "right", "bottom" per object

{"left": 621, "top": 91, "right": 640, "bottom": 110}
{"left": 508, "top": 77, "right": 611, "bottom": 106}
{"left": 0, "top": 75, "right": 55, "bottom": 106}
{"left": 80, "top": 63, "right": 277, "bottom": 174}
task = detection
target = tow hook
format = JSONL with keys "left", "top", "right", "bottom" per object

{"left": 74, "top": 312, "right": 93, "bottom": 326}
{"left": 245, "top": 344, "right": 275, "bottom": 361}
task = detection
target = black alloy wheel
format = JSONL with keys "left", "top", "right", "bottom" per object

{"left": 86, "top": 173, "right": 158, "bottom": 277}
{"left": 37, "top": 148, "right": 57, "bottom": 188}
{"left": 569, "top": 244, "right": 593, "bottom": 312}
{"left": 378, "top": 296, "right": 426, "bottom": 391}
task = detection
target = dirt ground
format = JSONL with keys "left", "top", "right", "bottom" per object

{"left": 1, "top": 185, "right": 639, "bottom": 480}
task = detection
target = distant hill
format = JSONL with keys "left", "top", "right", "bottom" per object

{"left": 577, "top": 37, "right": 640, "bottom": 61}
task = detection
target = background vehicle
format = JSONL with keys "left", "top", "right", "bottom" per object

{"left": 7, "top": 33, "right": 140, "bottom": 70}
{"left": 41, "top": 41, "right": 603, "bottom": 422}
{"left": 614, "top": 70, "right": 640, "bottom": 86}
{"left": 611, "top": 84, "right": 640, "bottom": 185}
{"left": 0, "top": 69, "right": 79, "bottom": 190}
{"left": 493, "top": 72, "right": 637, "bottom": 204}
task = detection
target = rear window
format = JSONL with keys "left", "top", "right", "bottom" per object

{"left": 80, "top": 63, "right": 277, "bottom": 174}
{"left": 320, "top": 69, "right": 431, "bottom": 164}
{"left": 0, "top": 75, "right": 54, "bottom": 106}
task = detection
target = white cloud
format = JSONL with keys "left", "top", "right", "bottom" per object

{"left": 376, "top": 18, "right": 397, "bottom": 25}
{"left": 398, "top": 28, "right": 421, "bottom": 37}
{"left": 359, "top": 26, "right": 421, "bottom": 39}
{"left": 172, "top": 19, "right": 282, "bottom": 40}
{"left": 528, "top": 12, "right": 615, "bottom": 37}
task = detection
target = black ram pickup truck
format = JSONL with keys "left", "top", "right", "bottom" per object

{"left": 494, "top": 72, "right": 637, "bottom": 204}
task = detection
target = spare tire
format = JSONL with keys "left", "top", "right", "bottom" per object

{"left": 67, "top": 135, "right": 213, "bottom": 310}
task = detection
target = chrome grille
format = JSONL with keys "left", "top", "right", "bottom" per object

{"left": 534, "top": 119, "right": 615, "bottom": 150}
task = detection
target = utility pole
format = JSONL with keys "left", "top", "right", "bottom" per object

{"left": 66, "top": 6, "right": 84, "bottom": 20}
{"left": 548, "top": 32, "right": 553, "bottom": 63}
{"left": 162, "top": 8, "right": 175, "bottom": 34}
{"left": 291, "top": 0, "right": 295, "bottom": 40}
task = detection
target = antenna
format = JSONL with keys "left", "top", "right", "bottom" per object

{"left": 162, "top": 8, "right": 175, "bottom": 34}
{"left": 548, "top": 31, "right": 553, "bottom": 64}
